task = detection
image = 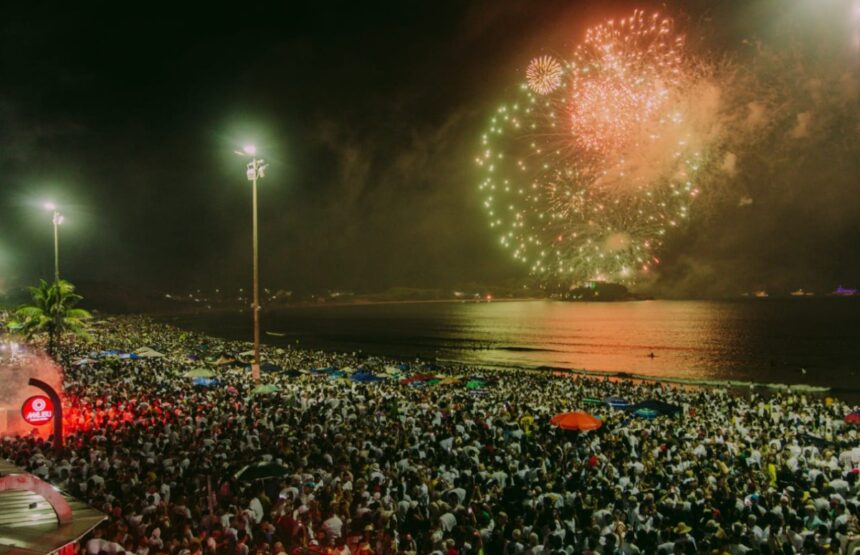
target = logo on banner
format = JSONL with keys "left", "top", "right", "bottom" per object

{"left": 21, "top": 395, "right": 54, "bottom": 425}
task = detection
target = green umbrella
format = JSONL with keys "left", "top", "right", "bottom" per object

{"left": 582, "top": 397, "right": 603, "bottom": 405}
{"left": 183, "top": 368, "right": 215, "bottom": 378}
{"left": 633, "top": 408, "right": 659, "bottom": 419}
{"left": 465, "top": 379, "right": 486, "bottom": 390}
{"left": 252, "top": 384, "right": 281, "bottom": 395}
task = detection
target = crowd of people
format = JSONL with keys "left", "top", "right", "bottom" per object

{"left": 1, "top": 315, "right": 859, "bottom": 555}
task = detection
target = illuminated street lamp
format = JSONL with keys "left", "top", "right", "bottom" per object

{"left": 234, "top": 145, "right": 268, "bottom": 382}
{"left": 43, "top": 202, "right": 64, "bottom": 282}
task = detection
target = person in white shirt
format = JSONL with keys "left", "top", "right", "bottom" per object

{"left": 248, "top": 494, "right": 264, "bottom": 524}
{"left": 321, "top": 509, "right": 344, "bottom": 543}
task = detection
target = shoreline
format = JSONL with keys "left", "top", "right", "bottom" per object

{"left": 150, "top": 313, "right": 859, "bottom": 403}
{"left": 89, "top": 293, "right": 860, "bottom": 319}
{"left": 430, "top": 359, "right": 841, "bottom": 399}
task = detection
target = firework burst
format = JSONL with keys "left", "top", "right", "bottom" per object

{"left": 568, "top": 11, "right": 684, "bottom": 158}
{"left": 477, "top": 10, "right": 722, "bottom": 286}
{"left": 526, "top": 55, "right": 563, "bottom": 95}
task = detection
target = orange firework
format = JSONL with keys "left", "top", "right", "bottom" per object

{"left": 568, "top": 10, "right": 685, "bottom": 158}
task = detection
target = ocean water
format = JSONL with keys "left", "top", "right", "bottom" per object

{"left": 166, "top": 299, "right": 860, "bottom": 395}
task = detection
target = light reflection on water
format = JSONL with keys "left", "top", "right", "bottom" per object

{"left": 171, "top": 299, "right": 860, "bottom": 391}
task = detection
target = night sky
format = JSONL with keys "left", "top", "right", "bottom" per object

{"left": 1, "top": 1, "right": 858, "bottom": 297}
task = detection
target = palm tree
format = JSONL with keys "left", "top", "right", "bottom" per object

{"left": 7, "top": 279, "right": 92, "bottom": 357}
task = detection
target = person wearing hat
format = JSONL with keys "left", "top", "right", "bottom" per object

{"left": 673, "top": 522, "right": 696, "bottom": 551}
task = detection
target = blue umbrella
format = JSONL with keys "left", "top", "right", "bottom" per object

{"left": 604, "top": 397, "right": 629, "bottom": 410}
{"left": 351, "top": 371, "right": 385, "bottom": 383}
{"left": 628, "top": 399, "right": 681, "bottom": 416}
{"left": 192, "top": 377, "right": 221, "bottom": 387}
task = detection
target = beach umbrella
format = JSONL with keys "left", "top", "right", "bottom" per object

{"left": 261, "top": 362, "right": 282, "bottom": 373}
{"left": 310, "top": 367, "right": 339, "bottom": 379}
{"left": 633, "top": 408, "right": 659, "bottom": 419}
{"left": 251, "top": 384, "right": 281, "bottom": 395}
{"left": 73, "top": 357, "right": 97, "bottom": 366}
{"left": 465, "top": 379, "right": 486, "bottom": 390}
{"left": 238, "top": 350, "right": 267, "bottom": 362}
{"left": 400, "top": 373, "right": 436, "bottom": 385}
{"left": 604, "top": 397, "right": 629, "bottom": 410}
{"left": 628, "top": 399, "right": 681, "bottom": 416}
{"left": 800, "top": 433, "right": 830, "bottom": 447}
{"left": 183, "top": 368, "right": 215, "bottom": 378}
{"left": 550, "top": 411, "right": 602, "bottom": 431}
{"left": 845, "top": 411, "right": 860, "bottom": 425}
{"left": 351, "top": 371, "right": 385, "bottom": 383}
{"left": 439, "top": 375, "right": 464, "bottom": 385}
{"left": 235, "top": 462, "right": 289, "bottom": 482}
{"left": 134, "top": 347, "right": 165, "bottom": 358}
{"left": 192, "top": 377, "right": 221, "bottom": 387}
{"left": 582, "top": 397, "right": 603, "bottom": 406}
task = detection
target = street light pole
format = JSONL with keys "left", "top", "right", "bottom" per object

{"left": 44, "top": 203, "right": 63, "bottom": 282}
{"left": 240, "top": 146, "right": 268, "bottom": 382}
{"left": 251, "top": 157, "right": 261, "bottom": 382}
{"left": 52, "top": 210, "right": 61, "bottom": 282}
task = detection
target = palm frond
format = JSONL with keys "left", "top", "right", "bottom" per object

{"left": 65, "top": 308, "right": 92, "bottom": 320}
{"left": 16, "top": 279, "right": 92, "bottom": 349}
